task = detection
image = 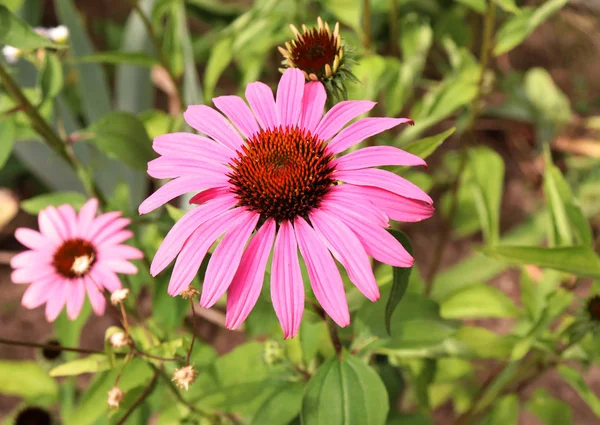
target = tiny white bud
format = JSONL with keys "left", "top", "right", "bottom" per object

{"left": 110, "top": 288, "right": 130, "bottom": 305}
{"left": 109, "top": 331, "right": 129, "bottom": 348}
{"left": 2, "top": 45, "right": 22, "bottom": 64}
{"left": 47, "top": 25, "right": 69, "bottom": 43}
{"left": 107, "top": 386, "right": 124, "bottom": 408}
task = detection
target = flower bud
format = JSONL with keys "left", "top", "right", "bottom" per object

{"left": 110, "top": 288, "right": 130, "bottom": 305}
{"left": 109, "top": 331, "right": 129, "bottom": 348}
{"left": 107, "top": 386, "right": 124, "bottom": 409}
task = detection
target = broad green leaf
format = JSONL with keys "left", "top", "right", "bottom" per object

{"left": 455, "top": 0, "right": 486, "bottom": 13}
{"left": 38, "top": 53, "right": 64, "bottom": 105}
{"left": 0, "top": 119, "right": 16, "bottom": 168}
{"left": 49, "top": 354, "right": 114, "bottom": 377}
{"left": 301, "top": 353, "right": 389, "bottom": 425}
{"left": 76, "top": 51, "right": 159, "bottom": 66}
{"left": 387, "top": 413, "right": 433, "bottom": 425}
{"left": 558, "top": 365, "right": 600, "bottom": 417}
{"left": 385, "top": 230, "right": 413, "bottom": 334}
{"left": 89, "top": 111, "right": 154, "bottom": 171}
{"left": 20, "top": 191, "right": 87, "bottom": 214}
{"left": 152, "top": 274, "right": 189, "bottom": 331}
{"left": 454, "top": 326, "right": 515, "bottom": 359}
{"left": 204, "top": 36, "right": 233, "bottom": 101}
{"left": 525, "top": 68, "right": 571, "bottom": 140}
{"left": 482, "top": 245, "right": 600, "bottom": 279}
{"left": 494, "top": 0, "right": 568, "bottom": 55}
{"left": 468, "top": 147, "right": 505, "bottom": 245}
{"left": 3, "top": 0, "right": 24, "bottom": 12}
{"left": 402, "top": 127, "right": 455, "bottom": 160}
{"left": 0, "top": 360, "right": 58, "bottom": 399}
{"left": 324, "top": 0, "right": 361, "bottom": 34}
{"left": 526, "top": 389, "right": 573, "bottom": 425}
{"left": 251, "top": 381, "right": 304, "bottom": 425}
{"left": 0, "top": 5, "right": 60, "bottom": 49}
{"left": 440, "top": 284, "right": 520, "bottom": 319}
{"left": 485, "top": 394, "right": 519, "bottom": 425}
{"left": 493, "top": 0, "right": 520, "bottom": 14}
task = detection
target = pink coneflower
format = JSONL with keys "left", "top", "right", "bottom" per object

{"left": 11, "top": 199, "right": 143, "bottom": 321}
{"left": 140, "top": 68, "right": 433, "bottom": 338}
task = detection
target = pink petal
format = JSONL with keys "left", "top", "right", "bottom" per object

{"left": 138, "top": 176, "right": 229, "bottom": 214}
{"left": 299, "top": 82, "right": 326, "bottom": 133}
{"left": 200, "top": 210, "right": 260, "bottom": 308}
{"left": 10, "top": 250, "right": 52, "bottom": 269}
{"left": 66, "top": 278, "right": 86, "bottom": 320}
{"left": 323, "top": 189, "right": 389, "bottom": 228}
{"left": 98, "top": 230, "right": 134, "bottom": 248}
{"left": 89, "top": 266, "right": 122, "bottom": 292}
{"left": 92, "top": 218, "right": 131, "bottom": 245}
{"left": 328, "top": 118, "right": 414, "bottom": 154}
{"left": 150, "top": 194, "right": 237, "bottom": 276}
{"left": 276, "top": 69, "right": 304, "bottom": 128}
{"left": 309, "top": 209, "right": 379, "bottom": 302}
{"left": 98, "top": 245, "right": 144, "bottom": 261}
{"left": 39, "top": 206, "right": 68, "bottom": 242}
{"left": 225, "top": 219, "right": 276, "bottom": 330}
{"left": 153, "top": 133, "right": 232, "bottom": 163}
{"left": 331, "top": 209, "right": 413, "bottom": 267}
{"left": 15, "top": 228, "right": 53, "bottom": 250}
{"left": 184, "top": 105, "right": 244, "bottom": 151}
{"left": 77, "top": 198, "right": 98, "bottom": 238}
{"left": 270, "top": 221, "right": 304, "bottom": 339}
{"left": 101, "top": 259, "right": 138, "bottom": 275}
{"left": 168, "top": 208, "right": 245, "bottom": 296}
{"left": 45, "top": 282, "right": 68, "bottom": 322}
{"left": 22, "top": 278, "right": 58, "bottom": 309}
{"left": 334, "top": 145, "right": 426, "bottom": 170}
{"left": 246, "top": 81, "right": 279, "bottom": 130}
{"left": 314, "top": 100, "right": 376, "bottom": 141}
{"left": 189, "top": 187, "right": 232, "bottom": 205}
{"left": 86, "top": 211, "right": 121, "bottom": 242}
{"left": 57, "top": 204, "right": 78, "bottom": 238}
{"left": 213, "top": 95, "right": 260, "bottom": 139}
{"left": 294, "top": 217, "right": 350, "bottom": 327}
{"left": 12, "top": 265, "right": 56, "bottom": 284}
{"left": 335, "top": 168, "right": 433, "bottom": 204}
{"left": 340, "top": 185, "right": 434, "bottom": 222}
{"left": 147, "top": 157, "right": 229, "bottom": 179}
{"left": 84, "top": 276, "right": 106, "bottom": 315}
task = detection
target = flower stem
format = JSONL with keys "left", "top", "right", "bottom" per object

{"left": 362, "top": 0, "right": 372, "bottom": 51}
{"left": 187, "top": 298, "right": 198, "bottom": 365}
{"left": 115, "top": 370, "right": 159, "bottom": 425}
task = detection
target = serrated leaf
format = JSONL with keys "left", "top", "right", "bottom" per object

{"left": 385, "top": 229, "right": 413, "bottom": 334}
{"left": 402, "top": 127, "right": 455, "bottom": 160}
{"left": 0, "top": 5, "right": 61, "bottom": 49}
{"left": 440, "top": 284, "right": 520, "bottom": 319}
{"left": 20, "top": 191, "right": 87, "bottom": 214}
{"left": 301, "top": 352, "right": 389, "bottom": 425}
{"left": 0, "top": 360, "right": 58, "bottom": 399}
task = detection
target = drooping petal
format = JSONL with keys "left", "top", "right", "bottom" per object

{"left": 150, "top": 194, "right": 237, "bottom": 276}
{"left": 200, "top": 210, "right": 260, "bottom": 308}
{"left": 66, "top": 278, "right": 86, "bottom": 320}
{"left": 226, "top": 219, "right": 276, "bottom": 330}
{"left": 299, "top": 82, "right": 326, "bottom": 133}
{"left": 314, "top": 100, "right": 376, "bottom": 141}
{"left": 89, "top": 266, "right": 122, "bottom": 293}
{"left": 335, "top": 168, "right": 433, "bottom": 204}
{"left": 294, "top": 217, "right": 350, "bottom": 327}
{"left": 309, "top": 209, "right": 379, "bottom": 302}
{"left": 323, "top": 189, "right": 389, "bottom": 228}
{"left": 334, "top": 145, "right": 426, "bottom": 170}
{"left": 147, "top": 157, "right": 230, "bottom": 179}
{"left": 77, "top": 198, "right": 98, "bottom": 238}
{"left": 22, "top": 278, "right": 58, "bottom": 309}
{"left": 327, "top": 118, "right": 414, "bottom": 154}
{"left": 57, "top": 204, "right": 78, "bottom": 238}
{"left": 246, "top": 81, "right": 279, "bottom": 130}
{"left": 45, "top": 282, "right": 68, "bottom": 322}
{"left": 276, "top": 68, "right": 304, "bottom": 128}
{"left": 15, "top": 228, "right": 53, "bottom": 250}
{"left": 153, "top": 133, "right": 232, "bottom": 163}
{"left": 168, "top": 208, "right": 245, "bottom": 296}
{"left": 183, "top": 105, "right": 244, "bottom": 151}
{"left": 84, "top": 276, "right": 106, "bottom": 315}
{"left": 213, "top": 95, "right": 260, "bottom": 139}
{"left": 338, "top": 185, "right": 434, "bottom": 222}
{"left": 138, "top": 176, "right": 229, "bottom": 214}
{"left": 270, "top": 221, "right": 304, "bottom": 339}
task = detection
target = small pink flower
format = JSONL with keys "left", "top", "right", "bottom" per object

{"left": 11, "top": 199, "right": 143, "bottom": 321}
{"left": 140, "top": 68, "right": 434, "bottom": 338}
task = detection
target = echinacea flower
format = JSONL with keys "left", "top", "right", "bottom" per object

{"left": 279, "top": 17, "right": 356, "bottom": 100}
{"left": 11, "top": 199, "right": 143, "bottom": 321}
{"left": 140, "top": 68, "right": 433, "bottom": 338}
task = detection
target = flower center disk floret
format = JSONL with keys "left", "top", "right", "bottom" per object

{"left": 52, "top": 238, "right": 96, "bottom": 278}
{"left": 228, "top": 126, "right": 335, "bottom": 222}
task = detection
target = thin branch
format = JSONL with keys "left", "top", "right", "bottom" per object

{"left": 187, "top": 298, "right": 198, "bottom": 365}
{"left": 0, "top": 337, "right": 102, "bottom": 355}
{"left": 115, "top": 370, "right": 159, "bottom": 425}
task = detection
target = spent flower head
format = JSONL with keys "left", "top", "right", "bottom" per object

{"left": 109, "top": 331, "right": 129, "bottom": 348}
{"left": 172, "top": 365, "right": 197, "bottom": 391}
{"left": 107, "top": 386, "right": 124, "bottom": 409}
{"left": 180, "top": 286, "right": 200, "bottom": 299}
{"left": 279, "top": 17, "right": 357, "bottom": 101}
{"left": 110, "top": 288, "right": 130, "bottom": 306}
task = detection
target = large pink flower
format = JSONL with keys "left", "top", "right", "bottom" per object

{"left": 11, "top": 199, "right": 143, "bottom": 321}
{"left": 140, "top": 68, "right": 433, "bottom": 338}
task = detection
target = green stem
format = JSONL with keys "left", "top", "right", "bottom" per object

{"left": 362, "top": 0, "right": 372, "bottom": 51}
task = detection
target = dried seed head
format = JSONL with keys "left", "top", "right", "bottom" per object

{"left": 110, "top": 288, "right": 130, "bottom": 305}
{"left": 172, "top": 365, "right": 197, "bottom": 391}
{"left": 181, "top": 286, "right": 200, "bottom": 300}
{"left": 107, "top": 386, "right": 124, "bottom": 409}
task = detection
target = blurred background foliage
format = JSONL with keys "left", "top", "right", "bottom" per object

{"left": 2, "top": 0, "right": 600, "bottom": 424}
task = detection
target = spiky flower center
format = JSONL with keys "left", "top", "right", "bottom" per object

{"left": 290, "top": 28, "right": 339, "bottom": 77}
{"left": 52, "top": 239, "right": 96, "bottom": 278}
{"left": 587, "top": 295, "right": 600, "bottom": 322}
{"left": 228, "top": 127, "right": 335, "bottom": 222}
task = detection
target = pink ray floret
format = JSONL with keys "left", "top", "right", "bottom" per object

{"left": 140, "top": 68, "right": 434, "bottom": 338}
{"left": 11, "top": 199, "right": 143, "bottom": 321}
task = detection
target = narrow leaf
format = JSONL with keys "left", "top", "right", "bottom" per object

{"left": 402, "top": 127, "right": 455, "bottom": 160}
{"left": 385, "top": 229, "right": 413, "bottom": 334}
{"left": 0, "top": 5, "right": 61, "bottom": 49}
{"left": 76, "top": 51, "right": 159, "bottom": 67}
{"left": 558, "top": 365, "right": 600, "bottom": 417}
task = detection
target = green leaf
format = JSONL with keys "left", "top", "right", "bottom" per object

{"left": 251, "top": 381, "right": 304, "bottom": 425}
{"left": 455, "top": 0, "right": 486, "bottom": 13}
{"left": 301, "top": 352, "right": 389, "bottom": 425}
{"left": 20, "top": 191, "right": 87, "bottom": 214}
{"left": 177, "top": 1, "right": 203, "bottom": 106}
{"left": 494, "top": 0, "right": 568, "bottom": 55}
{"left": 0, "top": 5, "right": 61, "bottom": 49}
{"left": 165, "top": 204, "right": 185, "bottom": 222}
{"left": 75, "top": 51, "right": 159, "bottom": 66}
{"left": 492, "top": 0, "right": 520, "bottom": 14}
{"left": 49, "top": 354, "right": 114, "bottom": 377}
{"left": 558, "top": 365, "right": 600, "bottom": 417}
{"left": 204, "top": 37, "right": 233, "bottom": 101}
{"left": 0, "top": 360, "right": 58, "bottom": 399}
{"left": 0, "top": 119, "right": 16, "bottom": 168}
{"left": 485, "top": 394, "right": 519, "bottom": 425}
{"left": 89, "top": 111, "right": 154, "bottom": 171}
{"left": 454, "top": 326, "right": 515, "bottom": 359}
{"left": 525, "top": 68, "right": 571, "bottom": 139}
{"left": 402, "top": 127, "right": 455, "bottom": 160}
{"left": 482, "top": 245, "right": 600, "bottom": 279}
{"left": 385, "top": 230, "right": 413, "bottom": 334}
{"left": 526, "top": 389, "right": 573, "bottom": 425}
{"left": 38, "top": 53, "right": 64, "bottom": 105}
{"left": 441, "top": 284, "right": 520, "bottom": 319}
